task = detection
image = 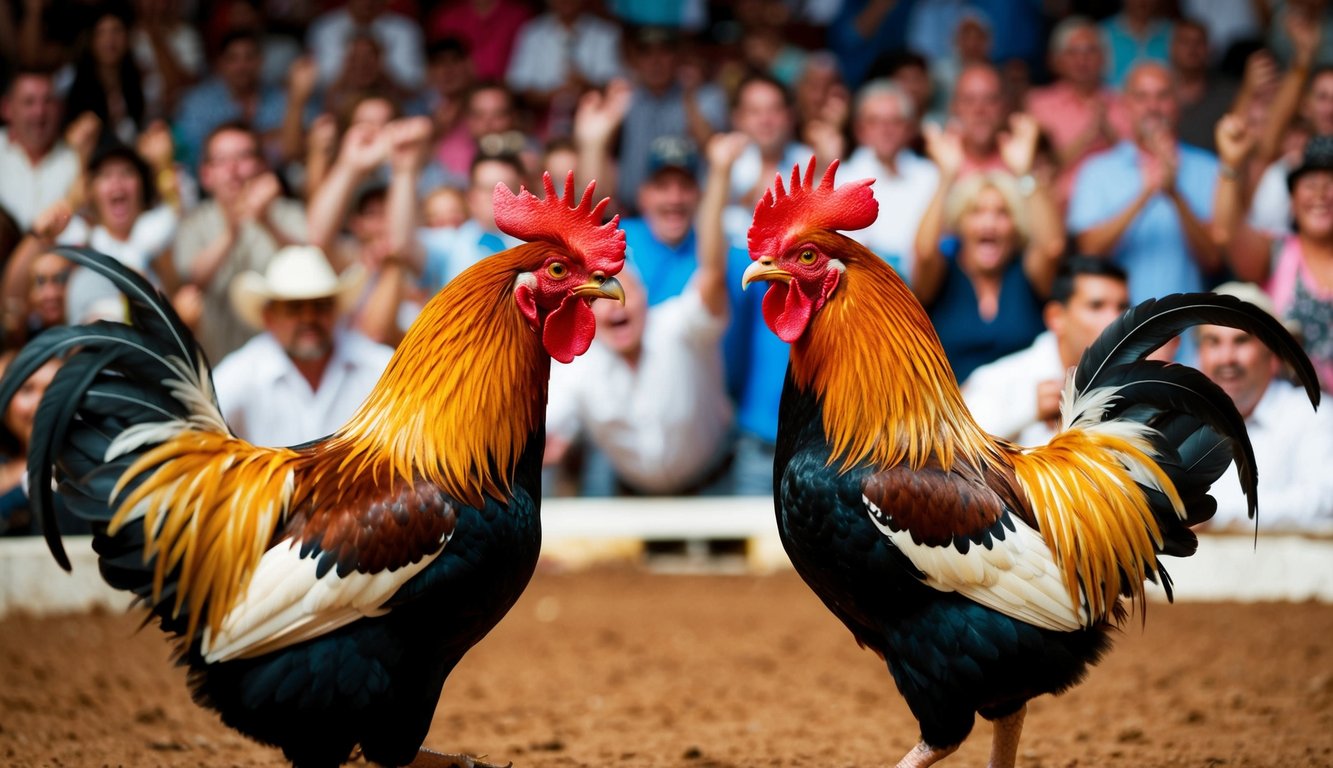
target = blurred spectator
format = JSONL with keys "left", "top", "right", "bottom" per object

{"left": 841, "top": 79, "right": 939, "bottom": 281}
{"left": 1069, "top": 62, "right": 1222, "bottom": 306}
{"left": 7, "top": 142, "right": 179, "bottom": 325}
{"left": 1213, "top": 121, "right": 1333, "bottom": 392}
{"left": 622, "top": 137, "right": 704, "bottom": 305}
{"left": 422, "top": 186, "right": 467, "bottom": 229}
{"left": 607, "top": 0, "right": 707, "bottom": 30}
{"left": 872, "top": 49, "right": 939, "bottom": 129}
{"left": 1267, "top": 0, "right": 1333, "bottom": 68}
{"left": 204, "top": 0, "right": 301, "bottom": 90}
{"left": 792, "top": 51, "right": 850, "bottom": 157}
{"left": 828, "top": 0, "right": 919, "bottom": 88}
{"left": 422, "top": 38, "right": 476, "bottom": 181}
{"left": 949, "top": 63, "right": 1011, "bottom": 176}
{"left": 129, "top": 0, "right": 202, "bottom": 121}
{"left": 723, "top": 73, "right": 814, "bottom": 248}
{"left": 60, "top": 7, "right": 145, "bottom": 144}
{"left": 506, "top": 0, "right": 624, "bottom": 138}
{"left": 913, "top": 115, "right": 1064, "bottom": 382}
{"left": 0, "top": 352, "right": 82, "bottom": 535}
{"left": 214, "top": 245, "right": 391, "bottom": 447}
{"left": 307, "top": 0, "right": 425, "bottom": 92}
{"left": 1025, "top": 16, "right": 1130, "bottom": 209}
{"left": 4, "top": 249, "right": 72, "bottom": 347}
{"left": 0, "top": 68, "right": 81, "bottom": 230}
{"left": 927, "top": 9, "right": 991, "bottom": 124}
{"left": 1197, "top": 281, "right": 1333, "bottom": 532}
{"left": 963, "top": 256, "right": 1131, "bottom": 445}
{"left": 1099, "top": 0, "right": 1174, "bottom": 89}
{"left": 323, "top": 33, "right": 412, "bottom": 119}
{"left": 174, "top": 121, "right": 306, "bottom": 362}
{"left": 418, "top": 151, "right": 525, "bottom": 292}
{"left": 1172, "top": 19, "right": 1241, "bottom": 154}
{"left": 174, "top": 29, "right": 289, "bottom": 169}
{"left": 427, "top": 0, "right": 533, "bottom": 82}
{"left": 615, "top": 25, "right": 728, "bottom": 210}
{"left": 734, "top": 3, "right": 809, "bottom": 87}
{"left": 544, "top": 132, "right": 743, "bottom": 497}
{"left": 1179, "top": 0, "right": 1266, "bottom": 66}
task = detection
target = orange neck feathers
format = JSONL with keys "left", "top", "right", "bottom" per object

{"left": 790, "top": 234, "right": 997, "bottom": 473}
{"left": 334, "top": 247, "right": 549, "bottom": 507}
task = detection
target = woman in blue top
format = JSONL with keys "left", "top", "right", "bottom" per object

{"left": 912, "top": 116, "right": 1066, "bottom": 381}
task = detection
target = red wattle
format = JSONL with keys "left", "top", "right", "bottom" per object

{"left": 543, "top": 295, "right": 597, "bottom": 363}
{"left": 762, "top": 282, "right": 813, "bottom": 343}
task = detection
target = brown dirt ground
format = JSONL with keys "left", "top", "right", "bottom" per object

{"left": 1, "top": 565, "right": 1332, "bottom": 768}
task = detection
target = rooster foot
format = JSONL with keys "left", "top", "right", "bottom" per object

{"left": 407, "top": 748, "right": 513, "bottom": 768}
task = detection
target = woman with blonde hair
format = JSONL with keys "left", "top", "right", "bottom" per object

{"left": 913, "top": 115, "right": 1066, "bottom": 381}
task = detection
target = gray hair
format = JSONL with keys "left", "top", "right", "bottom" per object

{"left": 854, "top": 79, "right": 916, "bottom": 123}
{"left": 1049, "top": 15, "right": 1099, "bottom": 56}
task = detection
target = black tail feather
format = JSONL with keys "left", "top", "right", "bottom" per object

{"left": 1075, "top": 292, "right": 1320, "bottom": 408}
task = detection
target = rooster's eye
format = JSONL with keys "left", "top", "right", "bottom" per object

{"left": 798, "top": 250, "right": 817, "bottom": 265}
{"left": 547, "top": 262, "right": 568, "bottom": 279}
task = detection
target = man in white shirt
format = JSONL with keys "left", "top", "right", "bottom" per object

{"left": 0, "top": 70, "right": 80, "bottom": 229}
{"left": 1197, "top": 282, "right": 1333, "bottom": 532}
{"left": 544, "top": 133, "right": 745, "bottom": 495}
{"left": 841, "top": 79, "right": 939, "bottom": 282}
{"left": 963, "top": 257, "right": 1131, "bottom": 445}
{"left": 307, "top": 0, "right": 426, "bottom": 91}
{"left": 213, "top": 246, "right": 392, "bottom": 447}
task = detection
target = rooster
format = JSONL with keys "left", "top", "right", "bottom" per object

{"left": 0, "top": 174, "right": 625, "bottom": 768}
{"left": 740, "top": 160, "right": 1320, "bottom": 768}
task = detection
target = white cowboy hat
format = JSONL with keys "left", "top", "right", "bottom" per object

{"left": 229, "top": 245, "right": 367, "bottom": 330}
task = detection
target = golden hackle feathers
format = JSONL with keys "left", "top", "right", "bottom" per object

{"left": 107, "top": 248, "right": 548, "bottom": 639}
{"left": 795, "top": 234, "right": 1184, "bottom": 624}
{"left": 792, "top": 231, "right": 999, "bottom": 474}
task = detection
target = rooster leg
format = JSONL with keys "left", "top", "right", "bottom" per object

{"left": 894, "top": 740, "right": 959, "bottom": 768}
{"left": 985, "top": 705, "right": 1027, "bottom": 768}
{"left": 404, "top": 749, "right": 513, "bottom": 768}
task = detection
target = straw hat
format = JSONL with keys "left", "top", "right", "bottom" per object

{"left": 229, "top": 246, "right": 366, "bottom": 330}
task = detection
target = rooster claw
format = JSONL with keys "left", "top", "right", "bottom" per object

{"left": 407, "top": 749, "right": 513, "bottom": 768}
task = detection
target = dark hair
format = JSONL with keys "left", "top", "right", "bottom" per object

{"left": 1048, "top": 256, "right": 1128, "bottom": 306}
{"left": 469, "top": 150, "right": 525, "bottom": 181}
{"left": 87, "top": 141, "right": 158, "bottom": 210}
{"left": 428, "top": 36, "right": 469, "bottom": 61}
{"left": 2, "top": 66, "right": 56, "bottom": 100}
{"left": 732, "top": 70, "right": 793, "bottom": 110}
{"left": 216, "top": 28, "right": 263, "bottom": 58}
{"left": 202, "top": 120, "right": 262, "bottom": 163}
{"left": 866, "top": 49, "right": 929, "bottom": 82}
{"left": 353, "top": 182, "right": 388, "bottom": 215}
{"left": 62, "top": 6, "right": 144, "bottom": 134}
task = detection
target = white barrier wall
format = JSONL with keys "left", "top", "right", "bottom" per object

{"left": 2, "top": 496, "right": 1330, "bottom": 617}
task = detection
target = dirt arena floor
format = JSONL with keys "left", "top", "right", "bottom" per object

{"left": 1, "top": 564, "right": 1332, "bottom": 768}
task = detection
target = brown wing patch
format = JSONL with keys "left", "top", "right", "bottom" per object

{"left": 286, "top": 479, "right": 458, "bottom": 579}
{"left": 861, "top": 456, "right": 1014, "bottom": 546}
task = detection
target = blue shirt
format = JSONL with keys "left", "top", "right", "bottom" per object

{"left": 418, "top": 220, "right": 510, "bottom": 293}
{"left": 926, "top": 256, "right": 1045, "bottom": 383}
{"left": 1068, "top": 140, "right": 1219, "bottom": 305}
{"left": 173, "top": 79, "right": 298, "bottom": 169}
{"left": 622, "top": 218, "right": 702, "bottom": 305}
{"left": 724, "top": 249, "right": 789, "bottom": 443}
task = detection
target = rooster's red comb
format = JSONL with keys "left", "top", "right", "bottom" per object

{"left": 493, "top": 171, "right": 625, "bottom": 274}
{"left": 747, "top": 158, "right": 878, "bottom": 259}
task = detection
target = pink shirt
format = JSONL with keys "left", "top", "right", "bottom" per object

{"left": 428, "top": 0, "right": 533, "bottom": 81}
{"left": 1026, "top": 82, "right": 1130, "bottom": 206}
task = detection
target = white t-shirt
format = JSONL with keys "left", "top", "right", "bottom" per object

{"left": 0, "top": 129, "right": 80, "bottom": 229}
{"left": 57, "top": 205, "right": 179, "bottom": 323}
{"left": 962, "top": 331, "right": 1066, "bottom": 446}
{"left": 212, "top": 329, "right": 394, "bottom": 448}
{"left": 547, "top": 287, "right": 733, "bottom": 494}
{"left": 840, "top": 146, "right": 941, "bottom": 281}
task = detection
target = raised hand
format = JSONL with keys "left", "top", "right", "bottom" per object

{"left": 573, "top": 79, "right": 632, "bottom": 147}
{"left": 238, "top": 172, "right": 281, "bottom": 221}
{"left": 922, "top": 122, "right": 965, "bottom": 180}
{"left": 999, "top": 112, "right": 1040, "bottom": 176}
{"left": 31, "top": 200, "right": 73, "bottom": 243}
{"left": 1214, "top": 113, "right": 1254, "bottom": 169}
{"left": 64, "top": 112, "right": 102, "bottom": 161}
{"left": 288, "top": 56, "right": 320, "bottom": 104}
{"left": 338, "top": 121, "right": 389, "bottom": 173}
{"left": 706, "top": 131, "right": 751, "bottom": 172}
{"left": 136, "top": 120, "right": 176, "bottom": 171}
{"left": 385, "top": 116, "right": 433, "bottom": 172}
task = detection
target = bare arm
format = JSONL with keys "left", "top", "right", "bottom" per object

{"left": 912, "top": 124, "right": 962, "bottom": 305}
{"left": 572, "top": 80, "right": 631, "bottom": 203}
{"left": 1211, "top": 113, "right": 1275, "bottom": 282}
{"left": 2, "top": 201, "right": 71, "bottom": 335}
{"left": 279, "top": 57, "right": 319, "bottom": 168}
{"left": 306, "top": 122, "right": 385, "bottom": 253}
{"left": 1001, "top": 113, "right": 1065, "bottom": 296}
{"left": 1256, "top": 20, "right": 1318, "bottom": 168}
{"left": 697, "top": 132, "right": 750, "bottom": 319}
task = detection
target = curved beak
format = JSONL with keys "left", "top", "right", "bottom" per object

{"left": 741, "top": 257, "right": 792, "bottom": 290}
{"left": 573, "top": 275, "right": 626, "bottom": 305}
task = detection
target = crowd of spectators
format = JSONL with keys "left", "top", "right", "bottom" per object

{"left": 1, "top": 0, "right": 1331, "bottom": 534}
